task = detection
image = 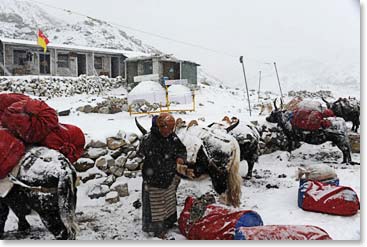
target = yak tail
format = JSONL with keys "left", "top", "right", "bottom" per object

{"left": 226, "top": 139, "right": 242, "bottom": 208}
{"left": 58, "top": 161, "right": 79, "bottom": 240}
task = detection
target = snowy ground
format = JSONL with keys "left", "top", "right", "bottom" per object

{"left": 1, "top": 85, "right": 361, "bottom": 240}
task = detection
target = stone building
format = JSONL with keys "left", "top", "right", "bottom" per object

{"left": 0, "top": 38, "right": 136, "bottom": 77}
{"left": 125, "top": 54, "right": 199, "bottom": 87}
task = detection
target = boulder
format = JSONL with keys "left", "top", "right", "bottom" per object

{"left": 74, "top": 158, "right": 95, "bottom": 172}
{"left": 88, "top": 184, "right": 110, "bottom": 199}
{"left": 95, "top": 155, "right": 115, "bottom": 173}
{"left": 87, "top": 140, "right": 107, "bottom": 148}
{"left": 111, "top": 182, "right": 129, "bottom": 197}
{"left": 106, "top": 137, "right": 127, "bottom": 150}
{"left": 86, "top": 148, "right": 108, "bottom": 160}
{"left": 105, "top": 191, "right": 120, "bottom": 204}
{"left": 102, "top": 175, "right": 116, "bottom": 187}
{"left": 348, "top": 132, "right": 360, "bottom": 153}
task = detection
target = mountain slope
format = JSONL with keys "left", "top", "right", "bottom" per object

{"left": 0, "top": 0, "right": 160, "bottom": 53}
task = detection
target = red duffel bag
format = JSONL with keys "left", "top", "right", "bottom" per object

{"left": 179, "top": 196, "right": 263, "bottom": 240}
{"left": 234, "top": 225, "right": 332, "bottom": 240}
{"left": 0, "top": 93, "right": 31, "bottom": 119}
{"left": 41, "top": 123, "right": 85, "bottom": 163}
{"left": 0, "top": 128, "right": 25, "bottom": 179}
{"left": 1, "top": 99, "right": 59, "bottom": 143}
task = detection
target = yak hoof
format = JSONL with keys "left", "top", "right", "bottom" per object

{"left": 243, "top": 174, "right": 253, "bottom": 180}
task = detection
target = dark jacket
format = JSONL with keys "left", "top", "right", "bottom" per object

{"left": 139, "top": 125, "right": 187, "bottom": 189}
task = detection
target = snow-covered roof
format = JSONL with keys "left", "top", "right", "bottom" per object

{"left": 0, "top": 37, "right": 151, "bottom": 58}
{"left": 125, "top": 53, "right": 200, "bottom": 66}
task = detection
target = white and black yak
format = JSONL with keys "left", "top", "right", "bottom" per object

{"left": 0, "top": 147, "right": 78, "bottom": 240}
{"left": 266, "top": 99, "right": 356, "bottom": 165}
{"left": 322, "top": 97, "right": 360, "bottom": 132}
{"left": 135, "top": 117, "right": 242, "bottom": 208}
{"left": 207, "top": 117, "right": 260, "bottom": 179}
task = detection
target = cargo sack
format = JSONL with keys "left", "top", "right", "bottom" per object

{"left": 0, "top": 128, "right": 25, "bottom": 179}
{"left": 178, "top": 196, "right": 263, "bottom": 240}
{"left": 41, "top": 123, "right": 85, "bottom": 163}
{"left": 1, "top": 99, "right": 58, "bottom": 143}
{"left": 0, "top": 93, "right": 31, "bottom": 118}
{"left": 298, "top": 180, "right": 359, "bottom": 216}
{"left": 234, "top": 225, "right": 332, "bottom": 240}
{"left": 291, "top": 109, "right": 323, "bottom": 131}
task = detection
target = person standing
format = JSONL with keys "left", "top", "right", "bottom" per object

{"left": 138, "top": 113, "right": 192, "bottom": 238}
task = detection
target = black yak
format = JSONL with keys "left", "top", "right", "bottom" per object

{"left": 0, "top": 147, "right": 78, "bottom": 240}
{"left": 266, "top": 99, "right": 355, "bottom": 165}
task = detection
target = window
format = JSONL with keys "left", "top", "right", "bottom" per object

{"left": 143, "top": 61, "right": 152, "bottom": 74}
{"left": 94, "top": 56, "right": 103, "bottom": 69}
{"left": 57, "top": 54, "right": 69, "bottom": 68}
{"left": 13, "top": 50, "right": 27, "bottom": 65}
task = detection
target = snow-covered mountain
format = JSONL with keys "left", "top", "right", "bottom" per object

{"left": 0, "top": 0, "right": 160, "bottom": 53}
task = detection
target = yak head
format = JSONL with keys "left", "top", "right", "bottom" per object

{"left": 266, "top": 98, "right": 286, "bottom": 124}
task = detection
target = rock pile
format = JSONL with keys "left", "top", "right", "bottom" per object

{"left": 288, "top": 90, "right": 333, "bottom": 99}
{"left": 75, "top": 130, "right": 143, "bottom": 202}
{"left": 77, "top": 97, "right": 129, "bottom": 114}
{"left": 0, "top": 75, "right": 126, "bottom": 98}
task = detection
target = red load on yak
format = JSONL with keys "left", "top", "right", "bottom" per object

{"left": 1, "top": 98, "right": 59, "bottom": 144}
{"left": 178, "top": 195, "right": 263, "bottom": 240}
{"left": 291, "top": 109, "right": 324, "bottom": 131}
{"left": 0, "top": 93, "right": 31, "bottom": 119}
{"left": 41, "top": 123, "right": 85, "bottom": 163}
{"left": 0, "top": 128, "right": 25, "bottom": 179}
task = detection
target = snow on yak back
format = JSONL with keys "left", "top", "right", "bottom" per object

{"left": 266, "top": 98, "right": 354, "bottom": 164}
{"left": 0, "top": 147, "right": 78, "bottom": 240}
{"left": 135, "top": 117, "right": 242, "bottom": 207}
{"left": 180, "top": 123, "right": 242, "bottom": 207}
{"left": 207, "top": 117, "right": 260, "bottom": 179}
{"left": 322, "top": 97, "right": 360, "bottom": 132}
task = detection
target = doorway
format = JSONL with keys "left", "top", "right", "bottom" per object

{"left": 111, "top": 57, "right": 119, "bottom": 78}
{"left": 77, "top": 54, "right": 86, "bottom": 76}
{"left": 39, "top": 53, "right": 50, "bottom": 74}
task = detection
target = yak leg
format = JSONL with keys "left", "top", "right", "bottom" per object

{"left": 0, "top": 200, "right": 9, "bottom": 238}
{"left": 4, "top": 189, "right": 31, "bottom": 233}
{"left": 245, "top": 161, "right": 254, "bottom": 179}
{"left": 38, "top": 210, "right": 71, "bottom": 240}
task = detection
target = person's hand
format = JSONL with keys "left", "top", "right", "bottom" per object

{"left": 186, "top": 168, "right": 195, "bottom": 179}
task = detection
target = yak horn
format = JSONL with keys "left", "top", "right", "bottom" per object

{"left": 226, "top": 119, "right": 240, "bottom": 133}
{"left": 135, "top": 117, "right": 147, "bottom": 135}
{"left": 321, "top": 97, "right": 331, "bottom": 109}
{"left": 273, "top": 98, "right": 278, "bottom": 111}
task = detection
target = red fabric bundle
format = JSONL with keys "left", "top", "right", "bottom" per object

{"left": 1, "top": 99, "right": 59, "bottom": 143}
{"left": 0, "top": 128, "right": 25, "bottom": 179}
{"left": 41, "top": 123, "right": 85, "bottom": 163}
{"left": 235, "top": 225, "right": 332, "bottom": 240}
{"left": 179, "top": 196, "right": 263, "bottom": 240}
{"left": 301, "top": 180, "right": 360, "bottom": 216}
{"left": 291, "top": 109, "right": 323, "bottom": 131}
{"left": 0, "top": 93, "right": 31, "bottom": 119}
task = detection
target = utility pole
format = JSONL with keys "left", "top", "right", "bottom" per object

{"left": 257, "top": 70, "right": 261, "bottom": 101}
{"left": 273, "top": 62, "right": 283, "bottom": 98}
{"left": 239, "top": 56, "right": 251, "bottom": 116}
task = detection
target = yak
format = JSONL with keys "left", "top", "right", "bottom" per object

{"left": 266, "top": 98, "right": 355, "bottom": 165}
{"left": 207, "top": 117, "right": 260, "bottom": 179}
{"left": 135, "top": 117, "right": 242, "bottom": 208}
{"left": 322, "top": 97, "right": 360, "bottom": 132}
{"left": 0, "top": 147, "right": 78, "bottom": 240}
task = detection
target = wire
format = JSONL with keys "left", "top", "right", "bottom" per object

{"left": 26, "top": 0, "right": 270, "bottom": 64}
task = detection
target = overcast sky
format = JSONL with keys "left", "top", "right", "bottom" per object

{"left": 37, "top": 0, "right": 359, "bottom": 89}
